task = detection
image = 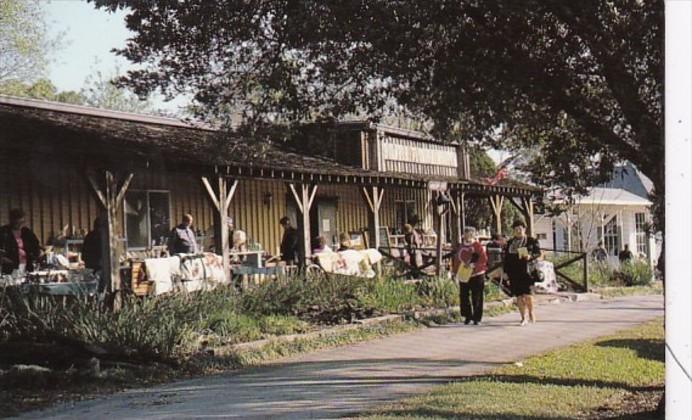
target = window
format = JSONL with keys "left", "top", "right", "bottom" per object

{"left": 124, "top": 191, "right": 171, "bottom": 249}
{"left": 635, "top": 213, "right": 648, "bottom": 257}
{"left": 601, "top": 216, "right": 620, "bottom": 256}
{"left": 395, "top": 200, "right": 417, "bottom": 233}
{"left": 561, "top": 226, "right": 570, "bottom": 251}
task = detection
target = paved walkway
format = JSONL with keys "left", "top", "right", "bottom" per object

{"left": 18, "top": 294, "right": 663, "bottom": 420}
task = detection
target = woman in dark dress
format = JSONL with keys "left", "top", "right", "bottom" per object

{"left": 503, "top": 219, "right": 543, "bottom": 326}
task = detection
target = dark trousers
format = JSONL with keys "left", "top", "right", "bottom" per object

{"left": 460, "top": 274, "right": 485, "bottom": 322}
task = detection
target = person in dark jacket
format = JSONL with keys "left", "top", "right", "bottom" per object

{"left": 503, "top": 219, "right": 542, "bottom": 326}
{"left": 280, "top": 216, "right": 299, "bottom": 264}
{"left": 0, "top": 209, "right": 41, "bottom": 274}
{"left": 82, "top": 217, "right": 102, "bottom": 271}
{"left": 167, "top": 214, "right": 198, "bottom": 255}
{"left": 618, "top": 244, "right": 634, "bottom": 264}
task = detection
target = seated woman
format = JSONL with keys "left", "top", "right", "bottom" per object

{"left": 312, "top": 235, "right": 333, "bottom": 254}
{"left": 337, "top": 232, "right": 352, "bottom": 252}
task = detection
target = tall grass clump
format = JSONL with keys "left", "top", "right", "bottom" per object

{"left": 357, "top": 277, "right": 421, "bottom": 313}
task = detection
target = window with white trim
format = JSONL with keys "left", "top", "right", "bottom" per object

{"left": 601, "top": 216, "right": 620, "bottom": 256}
{"left": 635, "top": 212, "right": 648, "bottom": 257}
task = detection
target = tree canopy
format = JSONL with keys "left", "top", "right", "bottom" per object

{"left": 91, "top": 0, "right": 663, "bottom": 224}
{"left": 0, "top": 0, "right": 58, "bottom": 83}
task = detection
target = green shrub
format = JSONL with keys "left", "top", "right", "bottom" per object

{"left": 258, "top": 315, "right": 309, "bottom": 336}
{"left": 619, "top": 260, "right": 654, "bottom": 286}
{"left": 357, "top": 277, "right": 421, "bottom": 313}
{"left": 483, "top": 281, "right": 504, "bottom": 302}
{"left": 416, "top": 277, "right": 459, "bottom": 308}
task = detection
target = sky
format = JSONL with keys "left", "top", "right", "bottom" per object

{"left": 44, "top": 0, "right": 186, "bottom": 112}
{"left": 45, "top": 1, "right": 132, "bottom": 92}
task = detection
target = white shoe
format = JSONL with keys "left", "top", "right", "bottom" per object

{"left": 520, "top": 319, "right": 528, "bottom": 326}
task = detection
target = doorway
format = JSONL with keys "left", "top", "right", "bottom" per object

{"left": 310, "top": 198, "right": 338, "bottom": 249}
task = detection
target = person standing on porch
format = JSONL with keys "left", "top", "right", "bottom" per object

{"left": 82, "top": 217, "right": 103, "bottom": 271}
{"left": 618, "top": 244, "right": 634, "bottom": 264}
{"left": 403, "top": 223, "right": 422, "bottom": 269}
{"left": 0, "top": 209, "right": 41, "bottom": 274}
{"left": 504, "top": 219, "right": 542, "bottom": 326}
{"left": 280, "top": 216, "right": 299, "bottom": 264}
{"left": 453, "top": 227, "right": 488, "bottom": 325}
{"left": 167, "top": 214, "right": 198, "bottom": 254}
{"left": 591, "top": 241, "right": 608, "bottom": 263}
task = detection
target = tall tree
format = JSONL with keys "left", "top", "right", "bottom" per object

{"left": 80, "top": 67, "right": 154, "bottom": 113}
{"left": 0, "top": 79, "right": 82, "bottom": 104}
{"left": 0, "top": 0, "right": 59, "bottom": 83}
{"left": 91, "top": 0, "right": 663, "bottom": 226}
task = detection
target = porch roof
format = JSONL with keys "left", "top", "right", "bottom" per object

{"left": 0, "top": 95, "right": 539, "bottom": 197}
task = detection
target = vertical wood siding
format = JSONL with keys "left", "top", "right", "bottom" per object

{"left": 0, "top": 153, "right": 433, "bottom": 255}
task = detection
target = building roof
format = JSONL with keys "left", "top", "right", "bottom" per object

{"left": 577, "top": 187, "right": 652, "bottom": 206}
{"left": 0, "top": 95, "right": 539, "bottom": 195}
{"left": 600, "top": 162, "right": 653, "bottom": 199}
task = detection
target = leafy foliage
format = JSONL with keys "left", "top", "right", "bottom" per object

{"left": 0, "top": 274, "right": 466, "bottom": 365}
{"left": 90, "top": 0, "right": 663, "bottom": 228}
{"left": 0, "top": 79, "right": 82, "bottom": 104}
{"left": 0, "top": 0, "right": 60, "bottom": 83}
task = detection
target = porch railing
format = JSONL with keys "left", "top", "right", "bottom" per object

{"left": 486, "top": 248, "right": 589, "bottom": 294}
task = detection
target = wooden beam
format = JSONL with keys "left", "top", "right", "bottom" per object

{"left": 487, "top": 194, "right": 504, "bottom": 235}
{"left": 224, "top": 179, "right": 239, "bottom": 212}
{"left": 375, "top": 188, "right": 385, "bottom": 211}
{"left": 114, "top": 173, "right": 134, "bottom": 208}
{"left": 434, "top": 191, "right": 446, "bottom": 276}
{"left": 307, "top": 184, "right": 318, "bottom": 210}
{"left": 288, "top": 183, "right": 304, "bottom": 213}
{"left": 201, "top": 176, "right": 220, "bottom": 211}
{"left": 217, "top": 177, "right": 231, "bottom": 283}
{"left": 300, "top": 184, "right": 313, "bottom": 264}
{"left": 86, "top": 170, "right": 132, "bottom": 307}
{"left": 363, "top": 186, "right": 383, "bottom": 253}
{"left": 362, "top": 187, "right": 375, "bottom": 213}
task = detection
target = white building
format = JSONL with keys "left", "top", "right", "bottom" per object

{"left": 534, "top": 163, "right": 659, "bottom": 268}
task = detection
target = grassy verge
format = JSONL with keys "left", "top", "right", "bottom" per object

{"left": 595, "top": 283, "right": 663, "bottom": 298}
{"left": 361, "top": 318, "right": 664, "bottom": 420}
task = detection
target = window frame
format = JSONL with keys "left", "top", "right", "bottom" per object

{"left": 123, "top": 189, "right": 172, "bottom": 250}
{"left": 634, "top": 212, "right": 648, "bottom": 257}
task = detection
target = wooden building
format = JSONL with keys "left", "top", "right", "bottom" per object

{"left": 0, "top": 95, "right": 541, "bottom": 287}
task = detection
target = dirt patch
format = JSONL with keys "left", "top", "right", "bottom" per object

{"left": 589, "top": 388, "right": 664, "bottom": 419}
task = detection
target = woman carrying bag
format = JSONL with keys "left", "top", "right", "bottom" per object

{"left": 504, "top": 219, "right": 543, "bottom": 326}
{"left": 453, "top": 226, "right": 488, "bottom": 325}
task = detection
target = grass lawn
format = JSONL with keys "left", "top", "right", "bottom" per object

{"left": 595, "top": 283, "right": 663, "bottom": 298}
{"left": 362, "top": 318, "right": 664, "bottom": 420}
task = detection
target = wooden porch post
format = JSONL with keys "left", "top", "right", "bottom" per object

{"left": 434, "top": 192, "right": 448, "bottom": 276}
{"left": 449, "top": 190, "right": 464, "bottom": 247}
{"left": 202, "top": 176, "right": 238, "bottom": 282}
{"left": 488, "top": 194, "right": 505, "bottom": 236}
{"left": 288, "top": 183, "right": 318, "bottom": 265}
{"left": 522, "top": 197, "right": 536, "bottom": 237}
{"left": 362, "top": 186, "right": 385, "bottom": 249}
{"left": 87, "top": 170, "right": 133, "bottom": 301}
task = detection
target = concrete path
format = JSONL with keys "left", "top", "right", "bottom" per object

{"left": 18, "top": 294, "right": 663, "bottom": 420}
